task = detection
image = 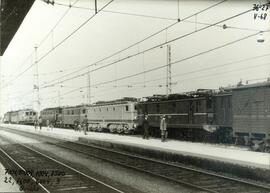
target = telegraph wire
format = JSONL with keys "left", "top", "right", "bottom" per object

{"left": 42, "top": 0, "right": 227, "bottom": 87}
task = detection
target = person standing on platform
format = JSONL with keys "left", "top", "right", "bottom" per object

{"left": 34, "top": 119, "right": 38, "bottom": 131}
{"left": 82, "top": 115, "right": 88, "bottom": 135}
{"left": 142, "top": 114, "right": 149, "bottom": 139}
{"left": 38, "top": 116, "right": 42, "bottom": 130}
{"left": 160, "top": 115, "right": 167, "bottom": 142}
{"left": 46, "top": 119, "right": 50, "bottom": 131}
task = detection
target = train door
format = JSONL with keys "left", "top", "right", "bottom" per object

{"left": 189, "top": 100, "right": 194, "bottom": 124}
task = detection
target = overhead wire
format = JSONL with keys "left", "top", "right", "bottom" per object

{"left": 3, "top": 0, "right": 80, "bottom": 88}
{"left": 41, "top": 0, "right": 228, "bottom": 88}
{"left": 43, "top": 8, "right": 262, "bottom": 88}
{"left": 49, "top": 0, "right": 261, "bottom": 32}
{"left": 37, "top": 0, "right": 114, "bottom": 64}
{"left": 41, "top": 31, "right": 269, "bottom": 101}
{"left": 47, "top": 59, "right": 270, "bottom": 102}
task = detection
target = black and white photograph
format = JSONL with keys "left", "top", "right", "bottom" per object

{"left": 0, "top": 0, "right": 270, "bottom": 192}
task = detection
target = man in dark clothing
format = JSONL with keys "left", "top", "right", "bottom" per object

{"left": 38, "top": 116, "right": 42, "bottom": 130}
{"left": 160, "top": 115, "right": 167, "bottom": 142}
{"left": 142, "top": 115, "right": 149, "bottom": 139}
{"left": 82, "top": 115, "right": 88, "bottom": 135}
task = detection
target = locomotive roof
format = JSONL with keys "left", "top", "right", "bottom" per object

{"left": 62, "top": 105, "right": 90, "bottom": 109}
{"left": 143, "top": 89, "right": 216, "bottom": 102}
{"left": 93, "top": 97, "right": 138, "bottom": 106}
{"left": 229, "top": 81, "right": 270, "bottom": 90}
{"left": 6, "top": 108, "right": 35, "bottom": 113}
{"left": 41, "top": 107, "right": 63, "bottom": 111}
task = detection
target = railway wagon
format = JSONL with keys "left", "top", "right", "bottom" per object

{"left": 3, "top": 112, "right": 11, "bottom": 123}
{"left": 62, "top": 105, "right": 88, "bottom": 128}
{"left": 10, "top": 111, "right": 19, "bottom": 123}
{"left": 135, "top": 91, "right": 217, "bottom": 141}
{"left": 87, "top": 98, "right": 137, "bottom": 134}
{"left": 212, "top": 93, "right": 233, "bottom": 142}
{"left": 40, "top": 107, "right": 63, "bottom": 127}
{"left": 231, "top": 82, "right": 270, "bottom": 144}
{"left": 8, "top": 109, "right": 37, "bottom": 125}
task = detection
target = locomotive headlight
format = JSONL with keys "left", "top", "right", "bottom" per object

{"left": 133, "top": 123, "right": 137, "bottom": 128}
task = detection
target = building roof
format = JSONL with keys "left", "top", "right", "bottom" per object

{"left": 1, "top": 0, "right": 35, "bottom": 56}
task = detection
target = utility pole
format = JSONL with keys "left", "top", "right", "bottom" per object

{"left": 87, "top": 71, "right": 91, "bottom": 104}
{"left": 166, "top": 45, "right": 172, "bottom": 95}
{"left": 33, "top": 46, "right": 40, "bottom": 116}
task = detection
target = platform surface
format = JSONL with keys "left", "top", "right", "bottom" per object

{"left": 1, "top": 123, "right": 270, "bottom": 170}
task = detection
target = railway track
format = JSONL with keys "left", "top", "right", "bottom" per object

{"left": 0, "top": 135, "right": 126, "bottom": 193}
{"left": 2, "top": 127, "right": 270, "bottom": 193}
{"left": 54, "top": 140, "right": 270, "bottom": 193}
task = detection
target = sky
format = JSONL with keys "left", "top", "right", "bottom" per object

{"left": 0, "top": 0, "right": 270, "bottom": 115}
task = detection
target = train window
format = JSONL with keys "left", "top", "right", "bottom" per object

{"left": 99, "top": 108, "right": 101, "bottom": 112}
{"left": 113, "top": 107, "right": 115, "bottom": 111}
{"left": 82, "top": 109, "right": 86, "bottom": 114}
{"left": 72, "top": 110, "right": 74, "bottom": 115}
{"left": 107, "top": 107, "right": 108, "bottom": 111}
{"left": 196, "top": 101, "right": 199, "bottom": 112}
{"left": 125, "top": 105, "right": 129, "bottom": 111}
{"left": 134, "top": 106, "right": 137, "bottom": 110}
{"left": 67, "top": 110, "right": 70, "bottom": 115}
{"left": 94, "top": 108, "right": 96, "bottom": 112}
{"left": 33, "top": 112, "right": 36, "bottom": 116}
{"left": 26, "top": 112, "right": 29, "bottom": 116}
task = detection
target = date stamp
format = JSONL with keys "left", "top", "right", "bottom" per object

{"left": 4, "top": 169, "right": 66, "bottom": 191}
{"left": 253, "top": 3, "right": 269, "bottom": 20}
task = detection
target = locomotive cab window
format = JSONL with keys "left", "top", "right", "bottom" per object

{"left": 82, "top": 109, "right": 86, "bottom": 114}
{"left": 71, "top": 110, "right": 74, "bottom": 115}
{"left": 33, "top": 112, "right": 36, "bottom": 116}
{"left": 26, "top": 112, "right": 29, "bottom": 116}
{"left": 125, "top": 105, "right": 129, "bottom": 111}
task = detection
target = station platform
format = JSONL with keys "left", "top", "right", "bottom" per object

{"left": 1, "top": 123, "right": 270, "bottom": 182}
